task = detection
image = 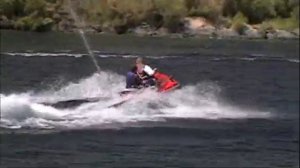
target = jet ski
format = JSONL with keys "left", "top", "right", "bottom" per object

{"left": 153, "top": 71, "right": 180, "bottom": 92}
{"left": 41, "top": 72, "right": 179, "bottom": 109}
{"left": 102, "top": 72, "right": 180, "bottom": 108}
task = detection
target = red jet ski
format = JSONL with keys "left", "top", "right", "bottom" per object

{"left": 42, "top": 71, "right": 180, "bottom": 109}
{"left": 120, "top": 71, "right": 180, "bottom": 95}
{"left": 112, "top": 73, "right": 179, "bottom": 108}
{"left": 153, "top": 71, "right": 180, "bottom": 92}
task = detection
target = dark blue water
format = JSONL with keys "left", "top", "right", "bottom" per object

{"left": 0, "top": 31, "right": 299, "bottom": 168}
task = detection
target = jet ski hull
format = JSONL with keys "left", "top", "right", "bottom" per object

{"left": 41, "top": 80, "right": 180, "bottom": 109}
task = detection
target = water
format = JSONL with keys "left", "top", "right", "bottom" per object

{"left": 0, "top": 30, "right": 299, "bottom": 167}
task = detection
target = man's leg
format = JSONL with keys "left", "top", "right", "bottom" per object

{"left": 126, "top": 72, "right": 138, "bottom": 88}
{"left": 143, "top": 78, "right": 156, "bottom": 87}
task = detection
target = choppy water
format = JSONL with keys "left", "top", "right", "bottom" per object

{"left": 0, "top": 30, "right": 299, "bottom": 168}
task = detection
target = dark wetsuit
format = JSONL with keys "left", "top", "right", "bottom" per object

{"left": 126, "top": 66, "right": 140, "bottom": 88}
{"left": 126, "top": 66, "right": 155, "bottom": 88}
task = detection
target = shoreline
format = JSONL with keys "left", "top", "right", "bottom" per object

{"left": 1, "top": 27, "right": 300, "bottom": 41}
{"left": 1, "top": 0, "right": 299, "bottom": 40}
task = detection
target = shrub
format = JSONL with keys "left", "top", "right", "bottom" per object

{"left": 154, "top": 0, "right": 187, "bottom": 16}
{"left": 262, "top": 17, "right": 299, "bottom": 31}
{"left": 222, "top": 0, "right": 238, "bottom": 17}
{"left": 0, "top": 0, "right": 14, "bottom": 17}
{"left": 0, "top": 0, "right": 25, "bottom": 19}
{"left": 24, "top": 0, "right": 47, "bottom": 16}
{"left": 260, "top": 5, "right": 299, "bottom": 31}
{"left": 14, "top": 16, "right": 35, "bottom": 30}
{"left": 247, "top": 0, "right": 277, "bottom": 23}
{"left": 186, "top": 0, "right": 224, "bottom": 23}
{"left": 231, "top": 11, "right": 249, "bottom": 35}
{"left": 188, "top": 6, "right": 218, "bottom": 22}
{"left": 288, "top": 0, "right": 299, "bottom": 7}
{"left": 1, "top": 0, "right": 299, "bottom": 33}
{"left": 273, "top": 0, "right": 290, "bottom": 18}
{"left": 33, "top": 17, "right": 54, "bottom": 31}
{"left": 14, "top": 16, "right": 53, "bottom": 31}
{"left": 163, "top": 14, "right": 183, "bottom": 33}
{"left": 145, "top": 12, "right": 164, "bottom": 29}
{"left": 291, "top": 6, "right": 299, "bottom": 20}
{"left": 45, "top": 0, "right": 57, "bottom": 3}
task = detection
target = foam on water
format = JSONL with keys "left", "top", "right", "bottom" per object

{"left": 2, "top": 52, "right": 180, "bottom": 59}
{"left": 0, "top": 71, "right": 272, "bottom": 130}
{"left": 3, "top": 52, "right": 85, "bottom": 57}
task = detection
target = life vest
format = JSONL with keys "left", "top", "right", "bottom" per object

{"left": 153, "top": 71, "right": 179, "bottom": 92}
{"left": 136, "top": 65, "right": 155, "bottom": 81}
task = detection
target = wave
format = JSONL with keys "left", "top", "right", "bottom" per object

{"left": 2, "top": 52, "right": 84, "bottom": 57}
{"left": 1, "top": 52, "right": 180, "bottom": 59}
{"left": 287, "top": 59, "right": 300, "bottom": 63}
{"left": 0, "top": 71, "right": 272, "bottom": 130}
{"left": 211, "top": 57, "right": 299, "bottom": 63}
{"left": 2, "top": 52, "right": 298, "bottom": 63}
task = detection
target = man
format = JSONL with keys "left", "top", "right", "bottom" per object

{"left": 125, "top": 57, "right": 156, "bottom": 88}
{"left": 135, "top": 57, "right": 156, "bottom": 86}
{"left": 125, "top": 65, "right": 140, "bottom": 89}
{"left": 126, "top": 57, "right": 179, "bottom": 92}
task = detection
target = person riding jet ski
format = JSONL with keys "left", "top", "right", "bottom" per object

{"left": 126, "top": 57, "right": 155, "bottom": 89}
{"left": 126, "top": 57, "right": 179, "bottom": 92}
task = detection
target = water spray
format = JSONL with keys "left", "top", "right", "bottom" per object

{"left": 67, "top": 0, "right": 101, "bottom": 72}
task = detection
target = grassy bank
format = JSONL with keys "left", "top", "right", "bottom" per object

{"left": 0, "top": 0, "right": 299, "bottom": 33}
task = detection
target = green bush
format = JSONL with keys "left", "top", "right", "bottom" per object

{"left": 145, "top": 12, "right": 164, "bottom": 29}
{"left": 14, "top": 16, "right": 53, "bottom": 31}
{"left": 0, "top": 0, "right": 25, "bottom": 19}
{"left": 45, "top": 0, "right": 57, "bottom": 3}
{"left": 291, "top": 6, "right": 299, "bottom": 20}
{"left": 288, "top": 0, "right": 299, "bottom": 7}
{"left": 246, "top": 0, "right": 277, "bottom": 23}
{"left": 259, "top": 22, "right": 275, "bottom": 37}
{"left": 163, "top": 14, "right": 183, "bottom": 33}
{"left": 262, "top": 17, "right": 299, "bottom": 31}
{"left": 273, "top": 0, "right": 290, "bottom": 18}
{"left": 154, "top": 0, "right": 187, "bottom": 16}
{"left": 14, "top": 16, "right": 35, "bottom": 30}
{"left": 222, "top": 0, "right": 238, "bottom": 17}
{"left": 24, "top": 0, "right": 47, "bottom": 16}
{"left": 186, "top": 0, "right": 223, "bottom": 23}
{"left": 0, "top": 0, "right": 14, "bottom": 17}
{"left": 260, "top": 5, "right": 299, "bottom": 31}
{"left": 231, "top": 11, "right": 249, "bottom": 35}
{"left": 1, "top": 0, "right": 299, "bottom": 33}
{"left": 218, "top": 17, "right": 233, "bottom": 28}
{"left": 188, "top": 6, "right": 219, "bottom": 22}
{"left": 237, "top": 0, "right": 294, "bottom": 24}
{"left": 33, "top": 17, "right": 54, "bottom": 31}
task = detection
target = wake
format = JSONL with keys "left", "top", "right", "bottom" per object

{"left": 0, "top": 71, "right": 272, "bottom": 130}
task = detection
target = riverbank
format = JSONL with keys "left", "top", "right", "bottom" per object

{"left": 1, "top": 15, "right": 299, "bottom": 40}
{"left": 1, "top": 0, "right": 299, "bottom": 40}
